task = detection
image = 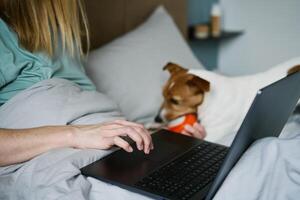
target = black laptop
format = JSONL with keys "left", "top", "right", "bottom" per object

{"left": 81, "top": 71, "right": 300, "bottom": 200}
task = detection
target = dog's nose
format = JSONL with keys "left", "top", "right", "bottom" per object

{"left": 155, "top": 115, "right": 163, "bottom": 123}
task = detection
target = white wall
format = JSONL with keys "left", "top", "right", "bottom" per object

{"left": 219, "top": 0, "right": 300, "bottom": 75}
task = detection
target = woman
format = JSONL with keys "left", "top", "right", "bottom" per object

{"left": 0, "top": 0, "right": 206, "bottom": 167}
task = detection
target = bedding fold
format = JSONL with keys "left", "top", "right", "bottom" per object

{"left": 214, "top": 115, "right": 300, "bottom": 200}
{"left": 0, "top": 78, "right": 123, "bottom": 129}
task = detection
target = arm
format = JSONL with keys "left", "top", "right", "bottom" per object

{"left": 0, "top": 126, "right": 74, "bottom": 166}
{"left": 0, "top": 120, "right": 153, "bottom": 167}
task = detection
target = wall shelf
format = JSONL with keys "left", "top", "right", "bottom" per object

{"left": 188, "top": 26, "right": 244, "bottom": 41}
{"left": 187, "top": 0, "right": 244, "bottom": 70}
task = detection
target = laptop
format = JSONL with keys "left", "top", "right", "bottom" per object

{"left": 81, "top": 71, "right": 300, "bottom": 200}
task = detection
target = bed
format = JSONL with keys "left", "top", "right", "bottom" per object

{"left": 0, "top": 0, "right": 300, "bottom": 199}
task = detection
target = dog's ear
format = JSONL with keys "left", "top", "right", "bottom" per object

{"left": 163, "top": 62, "right": 188, "bottom": 75}
{"left": 187, "top": 75, "right": 210, "bottom": 92}
{"left": 287, "top": 65, "right": 300, "bottom": 76}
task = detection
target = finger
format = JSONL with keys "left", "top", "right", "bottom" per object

{"left": 113, "top": 136, "right": 133, "bottom": 152}
{"left": 118, "top": 127, "right": 144, "bottom": 151}
{"left": 103, "top": 121, "right": 153, "bottom": 153}
{"left": 114, "top": 120, "right": 152, "bottom": 153}
{"left": 99, "top": 123, "right": 133, "bottom": 137}
{"left": 181, "top": 130, "right": 192, "bottom": 136}
{"left": 193, "top": 123, "right": 205, "bottom": 132}
{"left": 130, "top": 126, "right": 152, "bottom": 154}
{"left": 184, "top": 125, "right": 203, "bottom": 139}
{"left": 193, "top": 123, "right": 207, "bottom": 138}
{"left": 99, "top": 124, "right": 125, "bottom": 131}
{"left": 114, "top": 120, "right": 145, "bottom": 129}
{"left": 184, "top": 124, "right": 197, "bottom": 134}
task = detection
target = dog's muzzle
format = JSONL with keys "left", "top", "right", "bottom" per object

{"left": 155, "top": 108, "right": 165, "bottom": 123}
{"left": 154, "top": 115, "right": 163, "bottom": 123}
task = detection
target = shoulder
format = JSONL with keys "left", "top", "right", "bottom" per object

{"left": 0, "top": 18, "right": 49, "bottom": 64}
{"left": 0, "top": 18, "right": 19, "bottom": 54}
{"left": 0, "top": 18, "right": 16, "bottom": 64}
{"left": 0, "top": 18, "right": 47, "bottom": 86}
{"left": 0, "top": 20, "right": 18, "bottom": 86}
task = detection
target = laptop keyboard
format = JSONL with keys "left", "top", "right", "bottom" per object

{"left": 135, "top": 141, "right": 229, "bottom": 200}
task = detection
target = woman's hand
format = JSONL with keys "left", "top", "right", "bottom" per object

{"left": 182, "top": 122, "right": 206, "bottom": 139}
{"left": 72, "top": 120, "right": 154, "bottom": 154}
{"left": 0, "top": 120, "right": 153, "bottom": 166}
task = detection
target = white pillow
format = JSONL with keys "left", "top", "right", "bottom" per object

{"left": 190, "top": 57, "right": 300, "bottom": 143}
{"left": 86, "top": 6, "right": 204, "bottom": 123}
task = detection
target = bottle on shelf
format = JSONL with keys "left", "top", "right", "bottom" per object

{"left": 211, "top": 3, "right": 222, "bottom": 38}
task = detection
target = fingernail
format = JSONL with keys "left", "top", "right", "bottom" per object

{"left": 128, "top": 146, "right": 133, "bottom": 152}
{"left": 139, "top": 144, "right": 143, "bottom": 151}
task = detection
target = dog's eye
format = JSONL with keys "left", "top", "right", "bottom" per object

{"left": 170, "top": 98, "right": 179, "bottom": 105}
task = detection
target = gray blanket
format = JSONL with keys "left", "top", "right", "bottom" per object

{"left": 0, "top": 78, "right": 299, "bottom": 200}
{"left": 215, "top": 115, "right": 300, "bottom": 200}
{"left": 0, "top": 78, "right": 122, "bottom": 128}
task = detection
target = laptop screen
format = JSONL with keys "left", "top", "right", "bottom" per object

{"left": 206, "top": 71, "right": 300, "bottom": 199}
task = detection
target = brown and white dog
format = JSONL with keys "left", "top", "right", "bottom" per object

{"left": 156, "top": 61, "right": 300, "bottom": 143}
{"left": 155, "top": 62, "right": 210, "bottom": 123}
{"left": 154, "top": 62, "right": 210, "bottom": 135}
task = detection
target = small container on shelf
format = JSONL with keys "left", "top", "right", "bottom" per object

{"left": 210, "top": 3, "right": 222, "bottom": 38}
{"left": 189, "top": 25, "right": 243, "bottom": 41}
{"left": 194, "top": 24, "right": 210, "bottom": 39}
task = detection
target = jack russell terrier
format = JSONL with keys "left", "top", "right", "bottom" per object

{"left": 155, "top": 62, "right": 300, "bottom": 142}
{"left": 155, "top": 62, "right": 210, "bottom": 134}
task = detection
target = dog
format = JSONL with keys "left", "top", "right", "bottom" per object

{"left": 155, "top": 62, "right": 300, "bottom": 142}
{"left": 155, "top": 62, "right": 210, "bottom": 133}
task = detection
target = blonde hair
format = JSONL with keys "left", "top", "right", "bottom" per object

{"left": 0, "top": 0, "right": 89, "bottom": 57}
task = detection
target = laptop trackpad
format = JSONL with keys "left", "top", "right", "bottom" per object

{"left": 81, "top": 130, "right": 200, "bottom": 185}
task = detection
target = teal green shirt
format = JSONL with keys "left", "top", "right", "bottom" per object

{"left": 0, "top": 19, "right": 96, "bottom": 106}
